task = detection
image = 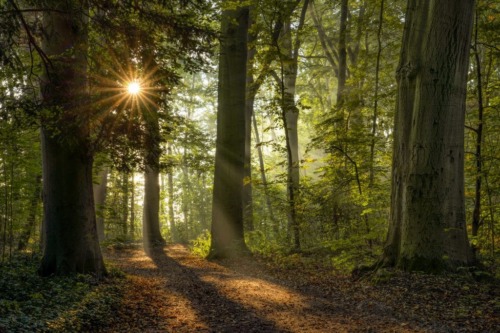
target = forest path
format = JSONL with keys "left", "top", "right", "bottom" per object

{"left": 101, "top": 244, "right": 420, "bottom": 333}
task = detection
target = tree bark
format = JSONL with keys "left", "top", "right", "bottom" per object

{"left": 122, "top": 172, "right": 129, "bottom": 237}
{"left": 143, "top": 111, "right": 165, "bottom": 253}
{"left": 167, "top": 144, "right": 177, "bottom": 241}
{"left": 243, "top": 10, "right": 256, "bottom": 232}
{"left": 93, "top": 167, "right": 108, "bottom": 242}
{"left": 38, "top": 0, "right": 105, "bottom": 277}
{"left": 369, "top": 0, "right": 384, "bottom": 187}
{"left": 209, "top": 1, "right": 250, "bottom": 259}
{"left": 471, "top": 9, "right": 484, "bottom": 247}
{"left": 275, "top": 0, "right": 309, "bottom": 251}
{"left": 337, "top": 0, "right": 348, "bottom": 108}
{"left": 130, "top": 173, "right": 135, "bottom": 238}
{"left": 382, "top": 0, "right": 475, "bottom": 272}
{"left": 252, "top": 115, "right": 277, "bottom": 229}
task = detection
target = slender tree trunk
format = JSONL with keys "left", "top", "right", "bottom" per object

{"left": 369, "top": 0, "right": 384, "bottom": 186}
{"left": 38, "top": 0, "right": 105, "bottom": 277}
{"left": 200, "top": 174, "right": 208, "bottom": 230}
{"left": 471, "top": 9, "right": 484, "bottom": 250}
{"left": 167, "top": 144, "right": 176, "bottom": 241}
{"left": 209, "top": 1, "right": 250, "bottom": 258}
{"left": 243, "top": 11, "right": 256, "bottom": 232}
{"left": 122, "top": 172, "right": 129, "bottom": 237}
{"left": 381, "top": 0, "right": 475, "bottom": 272}
{"left": 93, "top": 167, "right": 108, "bottom": 242}
{"left": 130, "top": 173, "right": 135, "bottom": 238}
{"left": 252, "top": 115, "right": 276, "bottom": 228}
{"left": 276, "top": 0, "right": 309, "bottom": 251}
{"left": 18, "top": 175, "right": 42, "bottom": 251}
{"left": 1, "top": 158, "right": 7, "bottom": 262}
{"left": 337, "top": 0, "right": 348, "bottom": 108}
{"left": 181, "top": 147, "right": 191, "bottom": 240}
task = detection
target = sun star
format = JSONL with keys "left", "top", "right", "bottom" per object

{"left": 127, "top": 81, "right": 141, "bottom": 95}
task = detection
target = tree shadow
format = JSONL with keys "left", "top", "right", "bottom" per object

{"left": 146, "top": 246, "right": 291, "bottom": 333}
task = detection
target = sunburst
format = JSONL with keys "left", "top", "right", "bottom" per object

{"left": 89, "top": 51, "right": 164, "bottom": 125}
{"left": 127, "top": 81, "right": 141, "bottom": 95}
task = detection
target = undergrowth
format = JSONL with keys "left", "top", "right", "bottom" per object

{"left": 189, "top": 229, "right": 211, "bottom": 257}
{"left": 0, "top": 254, "right": 126, "bottom": 332}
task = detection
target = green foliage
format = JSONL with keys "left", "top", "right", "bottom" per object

{"left": 189, "top": 229, "right": 211, "bottom": 258}
{"left": 0, "top": 254, "right": 125, "bottom": 332}
{"left": 245, "top": 230, "right": 286, "bottom": 256}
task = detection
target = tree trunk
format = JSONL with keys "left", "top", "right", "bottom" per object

{"left": 471, "top": 9, "right": 484, "bottom": 250}
{"left": 276, "top": 0, "right": 309, "bottom": 251}
{"left": 18, "top": 175, "right": 42, "bottom": 251}
{"left": 369, "top": 0, "right": 384, "bottom": 187}
{"left": 337, "top": 0, "right": 348, "bottom": 108}
{"left": 381, "top": 0, "right": 475, "bottom": 273}
{"left": 143, "top": 165, "right": 165, "bottom": 252}
{"left": 38, "top": 0, "right": 105, "bottom": 277}
{"left": 167, "top": 144, "right": 177, "bottom": 241}
{"left": 243, "top": 12, "right": 256, "bottom": 232}
{"left": 252, "top": 115, "right": 277, "bottom": 229}
{"left": 122, "top": 172, "right": 129, "bottom": 237}
{"left": 209, "top": 1, "right": 250, "bottom": 259}
{"left": 130, "top": 173, "right": 135, "bottom": 238}
{"left": 143, "top": 112, "right": 165, "bottom": 252}
{"left": 93, "top": 167, "right": 108, "bottom": 242}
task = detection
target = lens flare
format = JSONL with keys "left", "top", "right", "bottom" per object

{"left": 127, "top": 81, "right": 141, "bottom": 95}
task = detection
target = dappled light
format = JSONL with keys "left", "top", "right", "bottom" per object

{"left": 102, "top": 244, "right": 498, "bottom": 333}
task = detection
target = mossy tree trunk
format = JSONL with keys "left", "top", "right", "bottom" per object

{"left": 381, "top": 0, "right": 475, "bottom": 273}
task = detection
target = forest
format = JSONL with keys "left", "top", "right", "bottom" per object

{"left": 0, "top": 0, "right": 499, "bottom": 332}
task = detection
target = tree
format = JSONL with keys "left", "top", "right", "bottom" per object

{"left": 381, "top": 0, "right": 475, "bottom": 272}
{"left": 93, "top": 166, "right": 108, "bottom": 242}
{"left": 39, "top": 0, "right": 106, "bottom": 276}
{"left": 272, "top": 0, "right": 309, "bottom": 251}
{"left": 209, "top": 0, "right": 250, "bottom": 259}
{"left": 143, "top": 104, "right": 166, "bottom": 252}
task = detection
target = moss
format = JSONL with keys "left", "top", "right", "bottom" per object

{"left": 397, "top": 255, "right": 465, "bottom": 274}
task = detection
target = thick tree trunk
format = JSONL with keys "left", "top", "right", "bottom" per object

{"left": 382, "top": 0, "right": 475, "bottom": 272}
{"left": 93, "top": 167, "right": 108, "bottom": 242}
{"left": 38, "top": 0, "right": 105, "bottom": 277}
{"left": 209, "top": 1, "right": 250, "bottom": 259}
{"left": 143, "top": 163, "right": 165, "bottom": 252}
{"left": 143, "top": 111, "right": 165, "bottom": 252}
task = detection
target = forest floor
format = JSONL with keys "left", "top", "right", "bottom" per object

{"left": 100, "top": 244, "right": 499, "bottom": 333}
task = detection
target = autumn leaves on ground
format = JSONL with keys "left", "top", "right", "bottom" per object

{"left": 97, "top": 245, "right": 498, "bottom": 333}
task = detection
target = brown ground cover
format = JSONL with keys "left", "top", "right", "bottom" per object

{"left": 100, "top": 245, "right": 498, "bottom": 333}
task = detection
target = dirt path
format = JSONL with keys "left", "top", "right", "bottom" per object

{"left": 101, "top": 245, "right": 497, "bottom": 333}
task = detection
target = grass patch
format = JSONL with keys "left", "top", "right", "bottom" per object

{"left": 0, "top": 254, "right": 125, "bottom": 332}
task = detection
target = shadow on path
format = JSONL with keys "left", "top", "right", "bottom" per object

{"left": 144, "top": 246, "right": 289, "bottom": 333}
